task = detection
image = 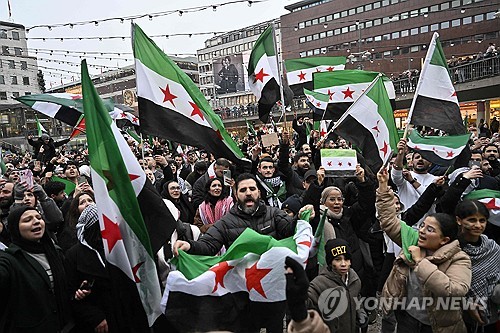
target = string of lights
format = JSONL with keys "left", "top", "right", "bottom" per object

{"left": 24, "top": 0, "right": 263, "bottom": 32}
{"left": 27, "top": 47, "right": 196, "bottom": 58}
{"left": 24, "top": 31, "right": 228, "bottom": 42}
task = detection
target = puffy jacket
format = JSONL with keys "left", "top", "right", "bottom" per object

{"left": 377, "top": 187, "right": 471, "bottom": 333}
{"left": 188, "top": 200, "right": 296, "bottom": 256}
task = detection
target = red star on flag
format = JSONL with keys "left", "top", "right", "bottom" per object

{"left": 132, "top": 262, "right": 144, "bottom": 283}
{"left": 120, "top": 112, "right": 128, "bottom": 118}
{"left": 447, "top": 151, "right": 454, "bottom": 157}
{"left": 320, "top": 128, "right": 327, "bottom": 137}
{"left": 327, "top": 89, "right": 335, "bottom": 101}
{"left": 315, "top": 68, "right": 322, "bottom": 73}
{"left": 189, "top": 101, "right": 205, "bottom": 120}
{"left": 342, "top": 87, "right": 355, "bottom": 99}
{"left": 432, "top": 147, "right": 437, "bottom": 151}
{"left": 347, "top": 162, "right": 352, "bottom": 166}
{"left": 210, "top": 261, "right": 234, "bottom": 293}
{"left": 327, "top": 161, "right": 332, "bottom": 166}
{"left": 483, "top": 198, "right": 500, "bottom": 210}
{"left": 297, "top": 71, "right": 306, "bottom": 81}
{"left": 326, "top": 66, "right": 334, "bottom": 71}
{"left": 414, "top": 145, "right": 420, "bottom": 150}
{"left": 372, "top": 120, "right": 381, "bottom": 137}
{"left": 316, "top": 102, "right": 321, "bottom": 107}
{"left": 254, "top": 68, "right": 269, "bottom": 83}
{"left": 131, "top": 116, "right": 139, "bottom": 124}
{"left": 452, "top": 91, "right": 457, "bottom": 97}
{"left": 299, "top": 240, "right": 312, "bottom": 248}
{"left": 380, "top": 141, "right": 389, "bottom": 157}
{"left": 101, "top": 214, "right": 122, "bottom": 253}
{"left": 338, "top": 162, "right": 343, "bottom": 166}
{"left": 71, "top": 94, "right": 82, "bottom": 100}
{"left": 159, "top": 84, "right": 177, "bottom": 106}
{"left": 246, "top": 262, "right": 272, "bottom": 298}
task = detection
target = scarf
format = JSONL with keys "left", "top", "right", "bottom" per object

{"left": 462, "top": 235, "right": 500, "bottom": 315}
{"left": 76, "top": 204, "right": 105, "bottom": 266}
{"left": 321, "top": 204, "right": 343, "bottom": 220}
{"left": 257, "top": 175, "right": 286, "bottom": 208}
{"left": 199, "top": 196, "right": 233, "bottom": 226}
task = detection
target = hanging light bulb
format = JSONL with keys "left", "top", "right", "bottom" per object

{"left": 26, "top": 29, "right": 30, "bottom": 33}
{"left": 212, "top": 5, "right": 217, "bottom": 11}
{"left": 69, "top": 23, "right": 74, "bottom": 29}
{"left": 189, "top": 34, "right": 193, "bottom": 38}
{"left": 178, "top": 10, "right": 183, "bottom": 16}
{"left": 248, "top": 1, "right": 253, "bottom": 7}
{"left": 60, "top": 38, "right": 63, "bottom": 42}
{"left": 48, "top": 26, "right": 52, "bottom": 31}
{"left": 94, "top": 21, "right": 99, "bottom": 26}
{"left": 165, "top": 35, "right": 169, "bottom": 39}
{"left": 99, "top": 37, "right": 103, "bottom": 41}
{"left": 460, "top": 8, "right": 465, "bottom": 14}
{"left": 149, "top": 15, "right": 153, "bottom": 21}
{"left": 120, "top": 18, "right": 124, "bottom": 23}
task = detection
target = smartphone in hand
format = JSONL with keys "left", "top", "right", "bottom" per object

{"left": 223, "top": 169, "right": 232, "bottom": 186}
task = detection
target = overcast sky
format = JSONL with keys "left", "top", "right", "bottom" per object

{"left": 2, "top": 0, "right": 290, "bottom": 87}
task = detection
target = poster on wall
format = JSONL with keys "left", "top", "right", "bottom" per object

{"left": 213, "top": 54, "right": 246, "bottom": 95}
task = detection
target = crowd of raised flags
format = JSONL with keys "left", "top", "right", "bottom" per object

{"left": 2, "top": 23, "right": 500, "bottom": 332}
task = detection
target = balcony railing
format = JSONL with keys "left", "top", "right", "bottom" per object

{"left": 392, "top": 54, "right": 500, "bottom": 94}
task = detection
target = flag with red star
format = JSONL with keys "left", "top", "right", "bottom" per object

{"left": 284, "top": 56, "right": 346, "bottom": 96}
{"left": 313, "top": 70, "right": 396, "bottom": 123}
{"left": 407, "top": 130, "right": 470, "bottom": 166}
{"left": 331, "top": 76, "right": 400, "bottom": 172}
{"left": 247, "top": 25, "right": 292, "bottom": 123}
{"left": 161, "top": 220, "right": 312, "bottom": 332}
{"left": 81, "top": 59, "right": 176, "bottom": 326}
{"left": 133, "top": 24, "right": 245, "bottom": 164}
{"left": 465, "top": 189, "right": 500, "bottom": 227}
{"left": 409, "top": 32, "right": 465, "bottom": 135}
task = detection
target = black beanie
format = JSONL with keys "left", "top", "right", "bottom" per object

{"left": 281, "top": 194, "right": 302, "bottom": 215}
{"left": 325, "top": 238, "right": 352, "bottom": 265}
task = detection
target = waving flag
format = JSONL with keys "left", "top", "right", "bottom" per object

{"left": 407, "top": 130, "right": 470, "bottom": 166}
{"left": 81, "top": 59, "right": 175, "bottom": 325}
{"left": 409, "top": 32, "right": 465, "bottom": 134}
{"left": 133, "top": 24, "right": 245, "bottom": 164}
{"left": 162, "top": 220, "right": 312, "bottom": 332}
{"left": 285, "top": 56, "right": 346, "bottom": 96}
{"left": 464, "top": 189, "right": 500, "bottom": 226}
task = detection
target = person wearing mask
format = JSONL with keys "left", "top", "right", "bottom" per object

{"left": 376, "top": 167, "right": 471, "bottom": 333}
{"left": 455, "top": 200, "right": 500, "bottom": 333}
{"left": 0, "top": 206, "right": 71, "bottom": 332}
{"left": 58, "top": 191, "right": 95, "bottom": 252}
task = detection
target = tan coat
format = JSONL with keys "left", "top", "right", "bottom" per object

{"left": 288, "top": 310, "right": 330, "bottom": 333}
{"left": 376, "top": 187, "right": 472, "bottom": 333}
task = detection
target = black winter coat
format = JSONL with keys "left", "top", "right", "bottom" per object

{"left": 188, "top": 201, "right": 296, "bottom": 255}
{"left": 28, "top": 137, "right": 70, "bottom": 163}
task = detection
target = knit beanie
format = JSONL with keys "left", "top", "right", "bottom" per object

{"left": 281, "top": 194, "right": 302, "bottom": 215}
{"left": 325, "top": 238, "right": 352, "bottom": 265}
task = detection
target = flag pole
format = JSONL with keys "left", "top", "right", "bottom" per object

{"left": 402, "top": 33, "right": 436, "bottom": 139}
{"left": 140, "top": 133, "right": 146, "bottom": 169}
{"left": 316, "top": 74, "right": 382, "bottom": 147}
{"left": 272, "top": 21, "right": 288, "bottom": 132}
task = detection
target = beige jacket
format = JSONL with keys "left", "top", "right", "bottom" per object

{"left": 376, "top": 187, "right": 472, "bottom": 333}
{"left": 288, "top": 310, "right": 330, "bottom": 333}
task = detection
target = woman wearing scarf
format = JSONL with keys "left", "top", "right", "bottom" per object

{"left": 376, "top": 167, "right": 471, "bottom": 333}
{"left": 0, "top": 206, "right": 71, "bottom": 333}
{"left": 194, "top": 178, "right": 233, "bottom": 234}
{"left": 161, "top": 180, "right": 194, "bottom": 225}
{"left": 455, "top": 200, "right": 500, "bottom": 333}
{"left": 64, "top": 204, "right": 150, "bottom": 333}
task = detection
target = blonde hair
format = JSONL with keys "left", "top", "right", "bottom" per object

{"left": 320, "top": 186, "right": 343, "bottom": 204}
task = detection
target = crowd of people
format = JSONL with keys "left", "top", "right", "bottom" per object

{"left": 0, "top": 112, "right": 499, "bottom": 333}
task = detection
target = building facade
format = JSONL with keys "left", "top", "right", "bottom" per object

{"left": 281, "top": 0, "right": 499, "bottom": 76}
{"left": 197, "top": 19, "right": 282, "bottom": 119}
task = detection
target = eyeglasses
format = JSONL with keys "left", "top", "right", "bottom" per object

{"left": 169, "top": 186, "right": 181, "bottom": 191}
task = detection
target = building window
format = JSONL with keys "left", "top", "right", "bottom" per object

{"left": 299, "top": 37, "right": 306, "bottom": 43}
{"left": 334, "top": 13, "right": 340, "bottom": 19}
{"left": 441, "top": 2, "right": 450, "bottom": 10}
{"left": 474, "top": 14, "right": 483, "bottom": 22}
{"left": 486, "top": 12, "right": 495, "bottom": 20}
{"left": 11, "top": 76, "right": 17, "bottom": 85}
{"left": 402, "top": 47, "right": 410, "bottom": 54}
{"left": 374, "top": 19, "right": 381, "bottom": 26}
{"left": 0, "top": 30, "right": 7, "bottom": 39}
{"left": 299, "top": 22, "right": 305, "bottom": 29}
{"left": 23, "top": 77, "right": 30, "bottom": 85}
{"left": 410, "top": 46, "right": 419, "bottom": 52}
{"left": 305, "top": 20, "right": 311, "bottom": 27}
{"left": 12, "top": 31, "right": 19, "bottom": 40}
{"left": 452, "top": 19, "right": 460, "bottom": 27}
{"left": 411, "top": 28, "right": 419, "bottom": 35}
{"left": 314, "top": 49, "right": 320, "bottom": 55}
{"left": 1, "top": 45, "right": 9, "bottom": 55}
{"left": 430, "top": 5, "right": 439, "bottom": 12}
{"left": 392, "top": 31, "right": 400, "bottom": 39}
{"left": 410, "top": 10, "right": 419, "bottom": 17}
{"left": 8, "top": 60, "right": 15, "bottom": 69}
{"left": 383, "top": 51, "right": 391, "bottom": 57}
{"left": 334, "top": 28, "right": 340, "bottom": 35}
{"left": 349, "top": 8, "right": 355, "bottom": 15}
{"left": 431, "top": 23, "right": 439, "bottom": 31}
{"left": 441, "top": 21, "right": 450, "bottom": 29}
{"left": 320, "top": 31, "right": 326, "bottom": 38}
{"left": 373, "top": 2, "right": 381, "bottom": 9}
{"left": 383, "top": 17, "right": 390, "bottom": 24}
{"left": 342, "top": 27, "right": 348, "bottom": 33}
{"left": 356, "top": 6, "right": 364, "bottom": 13}
{"left": 14, "top": 47, "right": 22, "bottom": 56}
{"left": 349, "top": 25, "right": 356, "bottom": 32}
{"left": 401, "top": 29, "right": 409, "bottom": 37}
{"left": 382, "top": 0, "right": 389, "bottom": 6}
{"left": 12, "top": 92, "right": 19, "bottom": 98}
{"left": 306, "top": 35, "right": 312, "bottom": 42}
{"left": 391, "top": 0, "right": 399, "bottom": 4}
{"left": 0, "top": 92, "right": 7, "bottom": 100}
{"left": 375, "top": 35, "right": 382, "bottom": 41}
{"left": 341, "top": 10, "right": 347, "bottom": 17}
{"left": 365, "top": 3, "right": 372, "bottom": 10}
{"left": 326, "top": 15, "right": 332, "bottom": 21}
{"left": 0, "top": 75, "right": 4, "bottom": 84}
{"left": 420, "top": 26, "right": 429, "bottom": 33}
{"left": 299, "top": 51, "right": 306, "bottom": 57}
{"left": 463, "top": 16, "right": 472, "bottom": 24}
{"left": 20, "top": 61, "right": 27, "bottom": 70}
{"left": 451, "top": 0, "right": 460, "bottom": 7}
{"left": 365, "top": 21, "right": 373, "bottom": 28}
{"left": 400, "top": 12, "right": 409, "bottom": 19}
{"left": 327, "top": 30, "right": 333, "bottom": 37}
{"left": 312, "top": 18, "right": 318, "bottom": 25}
{"left": 392, "top": 49, "right": 400, "bottom": 56}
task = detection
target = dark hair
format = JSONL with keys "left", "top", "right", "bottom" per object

{"left": 66, "top": 191, "right": 95, "bottom": 229}
{"left": 43, "top": 181, "right": 66, "bottom": 197}
{"left": 429, "top": 213, "right": 459, "bottom": 242}
{"left": 63, "top": 160, "right": 79, "bottom": 173}
{"left": 455, "top": 200, "right": 489, "bottom": 220}
{"left": 470, "top": 150, "right": 482, "bottom": 155}
{"left": 215, "top": 158, "right": 231, "bottom": 168}
{"left": 293, "top": 152, "right": 309, "bottom": 163}
{"left": 258, "top": 157, "right": 274, "bottom": 166}
{"left": 482, "top": 144, "right": 498, "bottom": 154}
{"left": 235, "top": 173, "right": 257, "bottom": 190}
{"left": 204, "top": 178, "right": 228, "bottom": 202}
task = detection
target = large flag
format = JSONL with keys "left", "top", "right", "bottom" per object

{"left": 133, "top": 24, "right": 245, "bottom": 164}
{"left": 285, "top": 56, "right": 346, "bottom": 96}
{"left": 81, "top": 59, "right": 176, "bottom": 325}
{"left": 409, "top": 32, "right": 465, "bottom": 134}
{"left": 161, "top": 219, "right": 312, "bottom": 332}
{"left": 333, "top": 76, "right": 399, "bottom": 172}
{"left": 313, "top": 70, "right": 396, "bottom": 122}
{"left": 247, "top": 25, "right": 284, "bottom": 123}
{"left": 16, "top": 93, "right": 139, "bottom": 127}
{"left": 407, "top": 130, "right": 470, "bottom": 166}
{"left": 464, "top": 189, "right": 500, "bottom": 226}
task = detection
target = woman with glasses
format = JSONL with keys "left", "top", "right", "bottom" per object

{"left": 161, "top": 180, "right": 194, "bottom": 224}
{"left": 376, "top": 167, "right": 471, "bottom": 333}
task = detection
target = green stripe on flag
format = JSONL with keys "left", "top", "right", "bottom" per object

{"left": 408, "top": 130, "right": 470, "bottom": 149}
{"left": 304, "top": 88, "right": 329, "bottom": 103}
{"left": 321, "top": 149, "right": 357, "bottom": 158}
{"left": 464, "top": 189, "right": 500, "bottom": 201}
{"left": 172, "top": 227, "right": 297, "bottom": 280}
{"left": 82, "top": 59, "right": 153, "bottom": 256}
{"left": 247, "top": 25, "right": 275, "bottom": 75}
{"left": 51, "top": 176, "right": 77, "bottom": 196}
{"left": 126, "top": 129, "right": 142, "bottom": 143}
{"left": 284, "top": 56, "right": 346, "bottom": 72}
{"left": 314, "top": 70, "right": 388, "bottom": 89}
{"left": 430, "top": 35, "right": 449, "bottom": 69}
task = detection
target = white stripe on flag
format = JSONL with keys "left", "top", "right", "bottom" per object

{"left": 417, "top": 64, "right": 458, "bottom": 104}
{"left": 286, "top": 65, "right": 345, "bottom": 85}
{"left": 248, "top": 55, "right": 279, "bottom": 99}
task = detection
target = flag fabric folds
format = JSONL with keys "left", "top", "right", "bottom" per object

{"left": 245, "top": 118, "right": 257, "bottom": 137}
{"left": 285, "top": 56, "right": 346, "bottom": 96}
{"left": 407, "top": 130, "right": 470, "bottom": 166}
{"left": 313, "top": 70, "right": 396, "bottom": 122}
{"left": 34, "top": 114, "right": 47, "bottom": 137}
{"left": 132, "top": 24, "right": 245, "bottom": 164}
{"left": 247, "top": 25, "right": 284, "bottom": 123}
{"left": 333, "top": 76, "right": 400, "bottom": 172}
{"left": 161, "top": 220, "right": 312, "bottom": 332}
{"left": 409, "top": 32, "right": 465, "bottom": 134}
{"left": 464, "top": 189, "right": 500, "bottom": 226}
{"left": 304, "top": 88, "right": 329, "bottom": 117}
{"left": 81, "top": 59, "right": 175, "bottom": 325}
